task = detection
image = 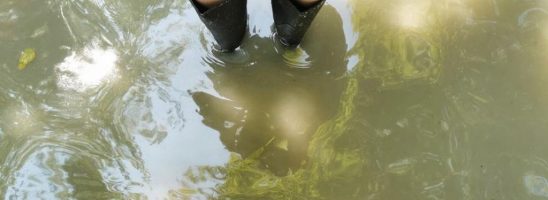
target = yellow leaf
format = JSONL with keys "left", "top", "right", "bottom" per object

{"left": 18, "top": 48, "right": 36, "bottom": 70}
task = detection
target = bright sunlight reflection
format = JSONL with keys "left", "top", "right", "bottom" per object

{"left": 56, "top": 46, "right": 118, "bottom": 92}
{"left": 396, "top": 2, "right": 429, "bottom": 29}
{"left": 274, "top": 92, "right": 317, "bottom": 139}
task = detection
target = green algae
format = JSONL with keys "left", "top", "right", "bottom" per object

{"left": 181, "top": 0, "right": 460, "bottom": 199}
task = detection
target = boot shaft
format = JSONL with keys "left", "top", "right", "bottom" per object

{"left": 190, "top": 0, "right": 248, "bottom": 52}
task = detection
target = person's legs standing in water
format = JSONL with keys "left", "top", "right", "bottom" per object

{"left": 190, "top": 0, "right": 248, "bottom": 52}
{"left": 195, "top": 0, "right": 320, "bottom": 7}
{"left": 190, "top": 0, "right": 324, "bottom": 52}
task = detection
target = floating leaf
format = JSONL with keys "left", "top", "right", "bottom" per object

{"left": 18, "top": 48, "right": 36, "bottom": 70}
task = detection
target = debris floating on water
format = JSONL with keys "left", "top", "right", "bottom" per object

{"left": 386, "top": 158, "right": 417, "bottom": 175}
{"left": 18, "top": 48, "right": 36, "bottom": 70}
{"left": 30, "top": 24, "right": 49, "bottom": 38}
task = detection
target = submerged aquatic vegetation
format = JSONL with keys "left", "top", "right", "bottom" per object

{"left": 179, "top": 0, "right": 460, "bottom": 199}
{"left": 181, "top": 0, "right": 548, "bottom": 199}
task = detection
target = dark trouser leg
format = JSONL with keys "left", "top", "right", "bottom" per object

{"left": 190, "top": 0, "right": 247, "bottom": 52}
{"left": 272, "top": 0, "right": 326, "bottom": 47}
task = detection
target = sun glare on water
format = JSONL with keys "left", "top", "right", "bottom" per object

{"left": 274, "top": 92, "right": 317, "bottom": 139}
{"left": 56, "top": 46, "right": 118, "bottom": 92}
{"left": 396, "top": 2, "right": 429, "bottom": 29}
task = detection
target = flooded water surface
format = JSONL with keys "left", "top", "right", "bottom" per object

{"left": 2, "top": 0, "right": 548, "bottom": 199}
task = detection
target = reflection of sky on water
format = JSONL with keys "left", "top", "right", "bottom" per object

{"left": 525, "top": 174, "right": 548, "bottom": 197}
{"left": 118, "top": 3, "right": 230, "bottom": 197}
{"left": 4, "top": 147, "right": 70, "bottom": 199}
{"left": 327, "top": 0, "right": 357, "bottom": 51}
{"left": 1, "top": 0, "right": 231, "bottom": 198}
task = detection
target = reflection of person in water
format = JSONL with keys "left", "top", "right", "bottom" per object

{"left": 192, "top": 5, "right": 347, "bottom": 176}
{"left": 190, "top": 0, "right": 325, "bottom": 52}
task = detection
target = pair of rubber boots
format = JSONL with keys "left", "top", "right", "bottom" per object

{"left": 191, "top": 0, "right": 325, "bottom": 52}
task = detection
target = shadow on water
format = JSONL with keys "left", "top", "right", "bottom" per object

{"left": 191, "top": 5, "right": 347, "bottom": 176}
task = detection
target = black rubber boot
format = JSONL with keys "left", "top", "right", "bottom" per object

{"left": 190, "top": 0, "right": 248, "bottom": 52}
{"left": 271, "top": 0, "right": 326, "bottom": 47}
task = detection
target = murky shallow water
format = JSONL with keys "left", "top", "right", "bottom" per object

{"left": 2, "top": 0, "right": 548, "bottom": 199}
